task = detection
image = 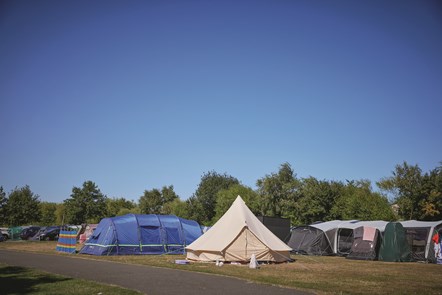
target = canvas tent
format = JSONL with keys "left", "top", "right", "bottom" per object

{"left": 186, "top": 196, "right": 292, "bottom": 262}
{"left": 346, "top": 226, "right": 382, "bottom": 260}
{"left": 287, "top": 225, "right": 333, "bottom": 255}
{"left": 400, "top": 220, "right": 442, "bottom": 262}
{"left": 379, "top": 222, "right": 412, "bottom": 262}
{"left": 80, "top": 214, "right": 202, "bottom": 255}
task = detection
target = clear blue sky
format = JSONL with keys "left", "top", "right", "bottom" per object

{"left": 1, "top": 0, "right": 441, "bottom": 203}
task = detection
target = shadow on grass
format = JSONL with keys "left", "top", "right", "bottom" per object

{"left": 0, "top": 265, "right": 71, "bottom": 294}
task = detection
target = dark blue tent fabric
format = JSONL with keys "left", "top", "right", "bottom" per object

{"left": 79, "top": 214, "right": 202, "bottom": 255}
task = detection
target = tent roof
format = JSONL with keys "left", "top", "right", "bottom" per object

{"left": 311, "top": 220, "right": 359, "bottom": 232}
{"left": 186, "top": 195, "right": 292, "bottom": 252}
{"left": 311, "top": 220, "right": 389, "bottom": 232}
{"left": 400, "top": 220, "right": 442, "bottom": 229}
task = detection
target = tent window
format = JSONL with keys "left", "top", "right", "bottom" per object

{"left": 337, "top": 228, "right": 354, "bottom": 256}
{"left": 405, "top": 227, "right": 429, "bottom": 261}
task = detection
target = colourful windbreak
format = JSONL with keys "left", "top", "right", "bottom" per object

{"left": 56, "top": 230, "right": 77, "bottom": 253}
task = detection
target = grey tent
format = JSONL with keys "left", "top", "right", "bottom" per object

{"left": 400, "top": 220, "right": 442, "bottom": 262}
{"left": 307, "top": 220, "right": 359, "bottom": 256}
{"left": 311, "top": 220, "right": 387, "bottom": 256}
{"left": 258, "top": 216, "right": 291, "bottom": 243}
{"left": 379, "top": 222, "right": 412, "bottom": 262}
{"left": 287, "top": 225, "right": 333, "bottom": 256}
{"left": 346, "top": 226, "right": 382, "bottom": 260}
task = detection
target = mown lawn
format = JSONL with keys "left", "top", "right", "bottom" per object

{"left": 0, "top": 262, "right": 141, "bottom": 295}
{"left": 1, "top": 240, "right": 441, "bottom": 295}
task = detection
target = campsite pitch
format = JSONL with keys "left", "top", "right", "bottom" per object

{"left": 0, "top": 263, "right": 141, "bottom": 295}
{"left": 1, "top": 241, "right": 442, "bottom": 294}
{"left": 0, "top": 249, "right": 310, "bottom": 295}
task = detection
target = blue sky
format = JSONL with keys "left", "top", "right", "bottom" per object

{"left": 1, "top": 0, "right": 441, "bottom": 203}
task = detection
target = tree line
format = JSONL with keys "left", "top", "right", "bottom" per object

{"left": 1, "top": 161, "right": 441, "bottom": 227}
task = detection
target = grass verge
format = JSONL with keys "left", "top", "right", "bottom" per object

{"left": 0, "top": 262, "right": 141, "bottom": 295}
{"left": 1, "top": 240, "right": 441, "bottom": 294}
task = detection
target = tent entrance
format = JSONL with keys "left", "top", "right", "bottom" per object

{"left": 346, "top": 226, "right": 381, "bottom": 261}
{"left": 337, "top": 228, "right": 354, "bottom": 256}
{"left": 405, "top": 227, "right": 429, "bottom": 261}
{"left": 288, "top": 226, "right": 333, "bottom": 256}
{"left": 224, "top": 227, "right": 269, "bottom": 261}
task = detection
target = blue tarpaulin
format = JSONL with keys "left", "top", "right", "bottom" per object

{"left": 79, "top": 214, "right": 202, "bottom": 255}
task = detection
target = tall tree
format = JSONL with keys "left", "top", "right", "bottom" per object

{"left": 292, "top": 178, "right": 343, "bottom": 225}
{"left": 139, "top": 189, "right": 162, "bottom": 214}
{"left": 63, "top": 181, "right": 107, "bottom": 224}
{"left": 6, "top": 185, "right": 41, "bottom": 226}
{"left": 54, "top": 203, "right": 65, "bottom": 225}
{"left": 418, "top": 164, "right": 442, "bottom": 220}
{"left": 39, "top": 202, "right": 57, "bottom": 225}
{"left": 256, "top": 163, "right": 300, "bottom": 217}
{"left": 186, "top": 195, "right": 205, "bottom": 224}
{"left": 213, "top": 184, "right": 259, "bottom": 223}
{"left": 0, "top": 186, "right": 7, "bottom": 225}
{"left": 162, "top": 198, "right": 190, "bottom": 218}
{"left": 331, "top": 180, "right": 396, "bottom": 221}
{"left": 116, "top": 206, "right": 141, "bottom": 216}
{"left": 377, "top": 162, "right": 425, "bottom": 220}
{"left": 161, "top": 185, "right": 179, "bottom": 204}
{"left": 189, "top": 171, "right": 239, "bottom": 225}
{"left": 139, "top": 185, "right": 179, "bottom": 215}
{"left": 106, "top": 197, "right": 136, "bottom": 217}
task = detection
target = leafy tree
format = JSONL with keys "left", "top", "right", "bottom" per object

{"left": 63, "top": 181, "right": 107, "bottom": 224}
{"left": 380, "top": 162, "right": 422, "bottom": 219}
{"left": 186, "top": 195, "right": 206, "bottom": 224}
{"left": 54, "top": 203, "right": 65, "bottom": 224}
{"left": 418, "top": 164, "right": 442, "bottom": 220}
{"left": 6, "top": 185, "right": 41, "bottom": 226}
{"left": 39, "top": 202, "right": 57, "bottom": 225}
{"left": 189, "top": 171, "right": 239, "bottom": 225}
{"left": 139, "top": 189, "right": 162, "bottom": 214}
{"left": 107, "top": 197, "right": 136, "bottom": 217}
{"left": 0, "top": 186, "right": 7, "bottom": 225}
{"left": 117, "top": 206, "right": 141, "bottom": 216}
{"left": 362, "top": 161, "right": 442, "bottom": 222}
{"left": 331, "top": 180, "right": 396, "bottom": 221}
{"left": 162, "top": 198, "right": 190, "bottom": 218}
{"left": 256, "top": 163, "right": 300, "bottom": 217}
{"left": 213, "top": 184, "right": 259, "bottom": 223}
{"left": 139, "top": 185, "right": 179, "bottom": 214}
{"left": 292, "top": 178, "right": 343, "bottom": 225}
{"left": 161, "top": 185, "right": 179, "bottom": 204}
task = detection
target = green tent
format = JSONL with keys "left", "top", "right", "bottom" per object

{"left": 379, "top": 222, "right": 412, "bottom": 262}
{"left": 8, "top": 226, "right": 23, "bottom": 240}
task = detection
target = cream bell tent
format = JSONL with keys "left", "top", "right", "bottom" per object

{"left": 186, "top": 196, "right": 292, "bottom": 262}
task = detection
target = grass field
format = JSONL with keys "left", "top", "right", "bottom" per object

{"left": 0, "top": 263, "right": 141, "bottom": 295}
{"left": 1, "top": 240, "right": 441, "bottom": 295}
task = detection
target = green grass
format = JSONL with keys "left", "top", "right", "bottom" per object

{"left": 0, "top": 263, "right": 141, "bottom": 295}
{"left": 1, "top": 241, "right": 442, "bottom": 294}
{"left": 90, "top": 253, "right": 442, "bottom": 295}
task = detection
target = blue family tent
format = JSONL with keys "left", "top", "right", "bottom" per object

{"left": 79, "top": 214, "right": 202, "bottom": 255}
